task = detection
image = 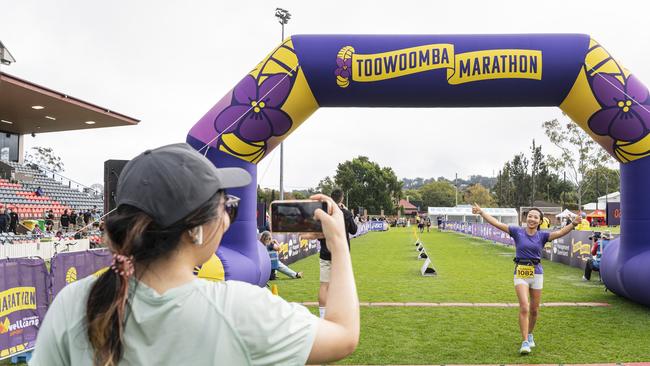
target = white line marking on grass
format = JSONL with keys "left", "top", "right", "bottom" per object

{"left": 299, "top": 302, "right": 610, "bottom": 308}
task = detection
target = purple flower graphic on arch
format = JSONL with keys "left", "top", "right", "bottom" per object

{"left": 335, "top": 57, "right": 352, "bottom": 79}
{"left": 588, "top": 74, "right": 650, "bottom": 142}
{"left": 214, "top": 74, "right": 292, "bottom": 142}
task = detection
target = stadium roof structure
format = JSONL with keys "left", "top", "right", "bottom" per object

{"left": 0, "top": 72, "right": 139, "bottom": 134}
{"left": 427, "top": 206, "right": 518, "bottom": 217}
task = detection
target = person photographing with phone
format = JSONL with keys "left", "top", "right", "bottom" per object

{"left": 319, "top": 189, "right": 358, "bottom": 319}
{"left": 471, "top": 203, "right": 580, "bottom": 355}
{"left": 32, "top": 143, "right": 359, "bottom": 365}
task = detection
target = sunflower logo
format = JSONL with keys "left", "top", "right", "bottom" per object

{"left": 65, "top": 267, "right": 78, "bottom": 284}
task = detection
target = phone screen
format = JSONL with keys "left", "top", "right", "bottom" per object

{"left": 270, "top": 201, "right": 328, "bottom": 232}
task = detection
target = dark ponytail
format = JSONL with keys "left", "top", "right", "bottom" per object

{"left": 86, "top": 191, "right": 224, "bottom": 366}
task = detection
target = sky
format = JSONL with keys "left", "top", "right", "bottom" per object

{"left": 1, "top": 0, "right": 648, "bottom": 191}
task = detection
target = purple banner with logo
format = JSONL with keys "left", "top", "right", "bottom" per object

{"left": 352, "top": 222, "right": 370, "bottom": 238}
{"left": 270, "top": 233, "right": 319, "bottom": 265}
{"left": 369, "top": 221, "right": 388, "bottom": 231}
{"left": 50, "top": 249, "right": 112, "bottom": 298}
{"left": 0, "top": 258, "right": 49, "bottom": 359}
{"left": 268, "top": 221, "right": 371, "bottom": 265}
{"left": 445, "top": 221, "right": 515, "bottom": 245}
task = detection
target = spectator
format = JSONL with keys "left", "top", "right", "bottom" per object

{"left": 583, "top": 232, "right": 611, "bottom": 281}
{"left": 83, "top": 209, "right": 92, "bottom": 226}
{"left": 60, "top": 210, "right": 70, "bottom": 232}
{"left": 437, "top": 216, "right": 443, "bottom": 230}
{"left": 76, "top": 211, "right": 84, "bottom": 227}
{"left": 540, "top": 217, "right": 550, "bottom": 229}
{"left": 0, "top": 209, "right": 9, "bottom": 232}
{"left": 45, "top": 210, "right": 55, "bottom": 232}
{"left": 31, "top": 143, "right": 359, "bottom": 366}
{"left": 8, "top": 208, "right": 18, "bottom": 234}
{"left": 318, "top": 188, "right": 357, "bottom": 319}
{"left": 92, "top": 208, "right": 101, "bottom": 228}
{"left": 260, "top": 231, "right": 303, "bottom": 279}
{"left": 35, "top": 186, "right": 44, "bottom": 197}
{"left": 576, "top": 212, "right": 590, "bottom": 231}
{"left": 69, "top": 210, "right": 78, "bottom": 230}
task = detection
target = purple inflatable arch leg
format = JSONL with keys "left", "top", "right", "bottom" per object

{"left": 601, "top": 157, "right": 650, "bottom": 305}
{"left": 187, "top": 135, "right": 270, "bottom": 287}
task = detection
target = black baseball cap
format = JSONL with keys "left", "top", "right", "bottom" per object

{"left": 116, "top": 143, "right": 251, "bottom": 228}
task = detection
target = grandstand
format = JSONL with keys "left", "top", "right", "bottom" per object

{"left": 0, "top": 161, "right": 103, "bottom": 220}
{"left": 0, "top": 69, "right": 138, "bottom": 239}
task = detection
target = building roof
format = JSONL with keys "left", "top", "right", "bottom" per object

{"left": 0, "top": 72, "right": 139, "bottom": 134}
{"left": 398, "top": 199, "right": 417, "bottom": 210}
{"left": 428, "top": 206, "right": 518, "bottom": 217}
{"left": 598, "top": 191, "right": 620, "bottom": 200}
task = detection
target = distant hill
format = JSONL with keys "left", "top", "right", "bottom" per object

{"left": 402, "top": 175, "right": 497, "bottom": 190}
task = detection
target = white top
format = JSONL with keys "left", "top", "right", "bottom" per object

{"left": 30, "top": 276, "right": 318, "bottom": 366}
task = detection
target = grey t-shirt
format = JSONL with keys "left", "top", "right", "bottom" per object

{"left": 30, "top": 276, "right": 318, "bottom": 365}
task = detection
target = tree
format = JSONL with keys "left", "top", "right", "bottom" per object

{"left": 419, "top": 181, "right": 456, "bottom": 208}
{"left": 463, "top": 183, "right": 495, "bottom": 206}
{"left": 494, "top": 163, "right": 514, "bottom": 207}
{"left": 581, "top": 166, "right": 620, "bottom": 205}
{"left": 333, "top": 156, "right": 402, "bottom": 214}
{"left": 25, "top": 146, "right": 64, "bottom": 172}
{"left": 316, "top": 176, "right": 336, "bottom": 196}
{"left": 257, "top": 186, "right": 277, "bottom": 203}
{"left": 543, "top": 117, "right": 616, "bottom": 210}
{"left": 510, "top": 153, "right": 530, "bottom": 208}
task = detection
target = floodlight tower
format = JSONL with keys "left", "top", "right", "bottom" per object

{"left": 275, "top": 7, "right": 291, "bottom": 200}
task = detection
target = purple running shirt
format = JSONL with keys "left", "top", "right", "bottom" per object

{"left": 508, "top": 225, "right": 550, "bottom": 274}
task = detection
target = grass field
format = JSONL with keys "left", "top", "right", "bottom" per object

{"left": 272, "top": 227, "right": 650, "bottom": 364}
{"left": 4, "top": 227, "right": 647, "bottom": 365}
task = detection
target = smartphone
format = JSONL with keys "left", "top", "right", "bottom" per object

{"left": 270, "top": 200, "right": 328, "bottom": 233}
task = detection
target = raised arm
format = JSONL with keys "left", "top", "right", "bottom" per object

{"left": 548, "top": 214, "right": 582, "bottom": 241}
{"left": 307, "top": 194, "right": 359, "bottom": 364}
{"left": 472, "top": 203, "right": 509, "bottom": 234}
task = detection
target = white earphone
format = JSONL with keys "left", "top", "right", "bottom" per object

{"left": 189, "top": 226, "right": 203, "bottom": 246}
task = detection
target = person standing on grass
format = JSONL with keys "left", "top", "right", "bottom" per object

{"left": 318, "top": 189, "right": 357, "bottom": 319}
{"left": 472, "top": 203, "right": 581, "bottom": 355}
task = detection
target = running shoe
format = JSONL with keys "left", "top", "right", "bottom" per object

{"left": 527, "top": 333, "right": 535, "bottom": 347}
{"left": 519, "top": 340, "right": 531, "bottom": 354}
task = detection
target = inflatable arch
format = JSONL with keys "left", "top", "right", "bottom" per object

{"left": 187, "top": 35, "right": 650, "bottom": 306}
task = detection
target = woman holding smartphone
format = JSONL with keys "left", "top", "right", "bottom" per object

{"left": 472, "top": 203, "right": 581, "bottom": 355}
{"left": 31, "top": 143, "right": 359, "bottom": 366}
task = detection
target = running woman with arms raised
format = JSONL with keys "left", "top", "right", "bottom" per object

{"left": 472, "top": 203, "right": 580, "bottom": 355}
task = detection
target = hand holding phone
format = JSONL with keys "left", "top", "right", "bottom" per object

{"left": 310, "top": 194, "right": 347, "bottom": 251}
{"left": 270, "top": 200, "right": 328, "bottom": 233}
